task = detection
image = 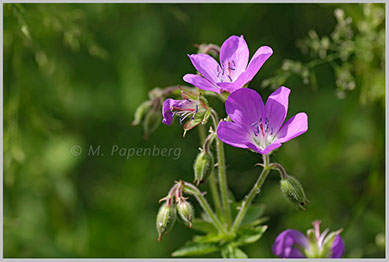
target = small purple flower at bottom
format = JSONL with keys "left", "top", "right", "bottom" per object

{"left": 273, "top": 220, "right": 345, "bottom": 258}
{"left": 216, "top": 87, "right": 308, "bottom": 155}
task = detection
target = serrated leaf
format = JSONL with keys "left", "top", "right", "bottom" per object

{"left": 233, "top": 225, "right": 268, "bottom": 247}
{"left": 193, "top": 233, "right": 225, "bottom": 244}
{"left": 221, "top": 245, "right": 248, "bottom": 258}
{"left": 190, "top": 219, "right": 217, "bottom": 234}
{"left": 171, "top": 241, "right": 219, "bottom": 257}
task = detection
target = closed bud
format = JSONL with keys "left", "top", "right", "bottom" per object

{"left": 177, "top": 201, "right": 194, "bottom": 228}
{"left": 280, "top": 176, "right": 309, "bottom": 210}
{"left": 156, "top": 203, "right": 177, "bottom": 242}
{"left": 193, "top": 150, "right": 214, "bottom": 186}
{"left": 143, "top": 108, "right": 162, "bottom": 139}
{"left": 132, "top": 100, "right": 152, "bottom": 126}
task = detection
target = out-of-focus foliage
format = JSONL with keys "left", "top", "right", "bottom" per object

{"left": 4, "top": 3, "right": 385, "bottom": 258}
{"left": 262, "top": 4, "right": 385, "bottom": 106}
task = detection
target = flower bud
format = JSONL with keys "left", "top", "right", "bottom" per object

{"left": 143, "top": 108, "right": 162, "bottom": 139}
{"left": 177, "top": 201, "right": 194, "bottom": 228}
{"left": 156, "top": 203, "right": 177, "bottom": 242}
{"left": 280, "top": 176, "right": 309, "bottom": 210}
{"left": 132, "top": 100, "right": 152, "bottom": 126}
{"left": 193, "top": 150, "right": 214, "bottom": 185}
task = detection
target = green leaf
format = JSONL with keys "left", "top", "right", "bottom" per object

{"left": 240, "top": 217, "right": 269, "bottom": 229}
{"left": 193, "top": 233, "right": 225, "bottom": 244}
{"left": 190, "top": 219, "right": 217, "bottom": 234}
{"left": 233, "top": 225, "right": 268, "bottom": 247}
{"left": 221, "top": 245, "right": 248, "bottom": 258}
{"left": 171, "top": 241, "right": 219, "bottom": 257}
{"left": 240, "top": 204, "right": 266, "bottom": 226}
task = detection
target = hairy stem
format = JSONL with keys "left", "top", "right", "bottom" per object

{"left": 210, "top": 109, "right": 232, "bottom": 228}
{"left": 231, "top": 154, "right": 271, "bottom": 233}
{"left": 181, "top": 182, "right": 226, "bottom": 234}
{"left": 269, "top": 162, "right": 288, "bottom": 179}
{"left": 208, "top": 171, "right": 222, "bottom": 217}
{"left": 201, "top": 131, "right": 222, "bottom": 216}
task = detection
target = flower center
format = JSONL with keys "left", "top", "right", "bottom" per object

{"left": 251, "top": 118, "right": 275, "bottom": 149}
{"left": 217, "top": 60, "right": 236, "bottom": 83}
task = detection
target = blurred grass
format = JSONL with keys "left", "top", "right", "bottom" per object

{"left": 3, "top": 3, "right": 385, "bottom": 258}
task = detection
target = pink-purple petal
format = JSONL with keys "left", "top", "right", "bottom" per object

{"left": 216, "top": 75, "right": 248, "bottom": 93}
{"left": 272, "top": 229, "right": 308, "bottom": 258}
{"left": 187, "top": 54, "right": 220, "bottom": 83}
{"left": 220, "top": 35, "right": 249, "bottom": 78}
{"left": 225, "top": 88, "right": 265, "bottom": 129}
{"left": 265, "top": 86, "right": 290, "bottom": 133}
{"left": 183, "top": 74, "right": 221, "bottom": 93}
{"left": 275, "top": 112, "right": 308, "bottom": 144}
{"left": 162, "top": 99, "right": 175, "bottom": 125}
{"left": 261, "top": 142, "right": 282, "bottom": 155}
{"left": 245, "top": 45, "right": 273, "bottom": 82}
{"left": 330, "top": 235, "right": 345, "bottom": 258}
{"left": 216, "top": 121, "right": 252, "bottom": 149}
{"left": 245, "top": 141, "right": 282, "bottom": 155}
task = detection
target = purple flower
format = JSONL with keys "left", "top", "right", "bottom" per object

{"left": 162, "top": 98, "right": 196, "bottom": 126}
{"left": 183, "top": 35, "right": 273, "bottom": 94}
{"left": 162, "top": 92, "right": 210, "bottom": 135}
{"left": 273, "top": 220, "right": 345, "bottom": 258}
{"left": 216, "top": 87, "right": 308, "bottom": 155}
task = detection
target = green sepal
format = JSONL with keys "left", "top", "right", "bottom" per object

{"left": 280, "top": 175, "right": 309, "bottom": 210}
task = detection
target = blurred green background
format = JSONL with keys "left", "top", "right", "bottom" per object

{"left": 3, "top": 3, "right": 385, "bottom": 258}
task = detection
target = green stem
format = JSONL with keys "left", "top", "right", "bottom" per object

{"left": 181, "top": 182, "right": 226, "bottom": 234}
{"left": 231, "top": 154, "right": 271, "bottom": 233}
{"left": 210, "top": 109, "right": 232, "bottom": 228}
{"left": 269, "top": 162, "right": 288, "bottom": 179}
{"left": 208, "top": 171, "right": 222, "bottom": 217}
{"left": 198, "top": 124, "right": 207, "bottom": 145}
{"left": 202, "top": 132, "right": 222, "bottom": 216}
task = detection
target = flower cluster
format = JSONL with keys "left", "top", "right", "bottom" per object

{"left": 154, "top": 34, "right": 344, "bottom": 258}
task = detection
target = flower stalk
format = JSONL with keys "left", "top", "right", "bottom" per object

{"left": 181, "top": 181, "right": 226, "bottom": 235}
{"left": 231, "top": 154, "right": 271, "bottom": 233}
{"left": 210, "top": 109, "right": 232, "bottom": 228}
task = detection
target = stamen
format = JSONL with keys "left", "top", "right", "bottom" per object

{"left": 228, "top": 75, "right": 232, "bottom": 82}
{"left": 264, "top": 118, "right": 269, "bottom": 133}
{"left": 232, "top": 60, "right": 236, "bottom": 67}
{"left": 195, "top": 105, "right": 198, "bottom": 113}
{"left": 270, "top": 127, "right": 274, "bottom": 135}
